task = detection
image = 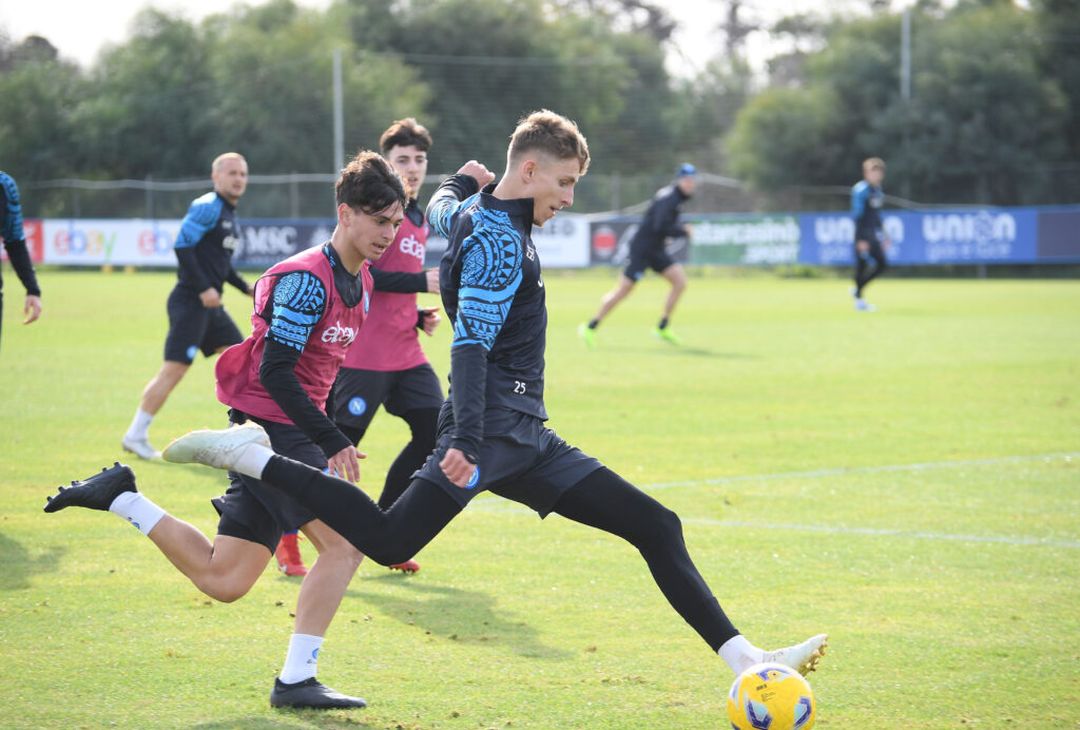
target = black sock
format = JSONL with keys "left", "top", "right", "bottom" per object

{"left": 658, "top": 317, "right": 669, "bottom": 330}
{"left": 587, "top": 319, "right": 599, "bottom": 330}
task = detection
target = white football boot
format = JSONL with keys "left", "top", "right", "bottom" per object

{"left": 162, "top": 422, "right": 270, "bottom": 471}
{"left": 762, "top": 634, "right": 828, "bottom": 675}
{"left": 121, "top": 435, "right": 161, "bottom": 461}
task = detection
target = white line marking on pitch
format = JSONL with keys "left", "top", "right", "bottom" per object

{"left": 465, "top": 452, "right": 1080, "bottom": 549}
{"left": 677, "top": 518, "right": 1080, "bottom": 549}
{"left": 642, "top": 452, "right": 1080, "bottom": 491}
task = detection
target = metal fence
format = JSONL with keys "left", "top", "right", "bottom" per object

{"left": 20, "top": 172, "right": 868, "bottom": 221}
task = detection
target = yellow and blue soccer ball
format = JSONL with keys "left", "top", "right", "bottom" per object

{"left": 726, "top": 662, "right": 816, "bottom": 730}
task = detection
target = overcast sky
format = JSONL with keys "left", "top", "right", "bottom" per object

{"left": 0, "top": 0, "right": 906, "bottom": 78}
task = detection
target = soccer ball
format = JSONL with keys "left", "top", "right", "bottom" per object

{"left": 726, "top": 662, "right": 816, "bottom": 730}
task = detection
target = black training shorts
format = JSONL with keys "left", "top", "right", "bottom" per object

{"left": 623, "top": 245, "right": 675, "bottom": 283}
{"left": 163, "top": 285, "right": 243, "bottom": 364}
{"left": 332, "top": 363, "right": 444, "bottom": 433}
{"left": 211, "top": 417, "right": 323, "bottom": 553}
{"left": 414, "top": 402, "right": 603, "bottom": 518}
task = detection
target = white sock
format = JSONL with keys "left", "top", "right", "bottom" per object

{"left": 233, "top": 442, "right": 274, "bottom": 479}
{"left": 108, "top": 491, "right": 166, "bottom": 536}
{"left": 126, "top": 409, "right": 154, "bottom": 441}
{"left": 718, "top": 634, "right": 764, "bottom": 673}
{"left": 280, "top": 633, "right": 323, "bottom": 684}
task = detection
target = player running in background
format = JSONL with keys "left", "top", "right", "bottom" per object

{"left": 0, "top": 170, "right": 43, "bottom": 348}
{"left": 47, "top": 151, "right": 407, "bottom": 710}
{"left": 326, "top": 118, "right": 443, "bottom": 575}
{"left": 121, "top": 153, "right": 252, "bottom": 459}
{"left": 580, "top": 163, "right": 696, "bottom": 347}
{"left": 157, "top": 112, "right": 827, "bottom": 690}
{"left": 851, "top": 157, "right": 890, "bottom": 312}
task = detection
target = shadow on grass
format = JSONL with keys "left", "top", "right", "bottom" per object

{"left": 348, "top": 574, "right": 572, "bottom": 661}
{"left": 0, "top": 531, "right": 66, "bottom": 590}
{"left": 193, "top": 714, "right": 379, "bottom": 729}
{"left": 598, "top": 344, "right": 756, "bottom": 359}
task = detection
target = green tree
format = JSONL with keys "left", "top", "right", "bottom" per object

{"left": 0, "top": 34, "right": 84, "bottom": 186}
{"left": 1032, "top": 0, "right": 1080, "bottom": 200}
{"left": 71, "top": 9, "right": 218, "bottom": 179}
{"left": 728, "top": 2, "right": 1069, "bottom": 205}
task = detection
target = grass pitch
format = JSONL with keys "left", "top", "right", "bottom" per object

{"left": 1, "top": 269, "right": 1078, "bottom": 729}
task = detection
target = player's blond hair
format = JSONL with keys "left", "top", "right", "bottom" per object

{"left": 863, "top": 157, "right": 886, "bottom": 172}
{"left": 212, "top": 152, "right": 246, "bottom": 172}
{"left": 509, "top": 110, "right": 590, "bottom": 174}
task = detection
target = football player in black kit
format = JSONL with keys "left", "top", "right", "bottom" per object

{"left": 121, "top": 153, "right": 253, "bottom": 459}
{"left": 580, "top": 163, "right": 696, "bottom": 347}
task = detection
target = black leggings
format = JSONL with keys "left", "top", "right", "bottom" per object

{"left": 854, "top": 242, "right": 888, "bottom": 297}
{"left": 339, "top": 408, "right": 440, "bottom": 510}
{"left": 261, "top": 458, "right": 739, "bottom": 651}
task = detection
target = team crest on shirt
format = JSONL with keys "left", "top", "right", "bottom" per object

{"left": 322, "top": 321, "right": 358, "bottom": 346}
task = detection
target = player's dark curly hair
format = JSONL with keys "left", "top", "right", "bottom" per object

{"left": 380, "top": 118, "right": 432, "bottom": 154}
{"left": 335, "top": 150, "right": 407, "bottom": 214}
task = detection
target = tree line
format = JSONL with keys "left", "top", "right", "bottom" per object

{"left": 0, "top": 0, "right": 1076, "bottom": 216}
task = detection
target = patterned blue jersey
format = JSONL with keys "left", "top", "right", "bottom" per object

{"left": 428, "top": 175, "right": 547, "bottom": 457}
{"left": 174, "top": 191, "right": 248, "bottom": 294}
{"left": 0, "top": 171, "right": 25, "bottom": 244}
{"left": 851, "top": 180, "right": 884, "bottom": 242}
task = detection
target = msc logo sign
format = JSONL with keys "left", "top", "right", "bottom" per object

{"left": 242, "top": 226, "right": 298, "bottom": 257}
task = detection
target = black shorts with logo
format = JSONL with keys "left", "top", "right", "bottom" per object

{"left": 163, "top": 285, "right": 244, "bottom": 364}
{"left": 623, "top": 244, "right": 675, "bottom": 282}
{"left": 211, "top": 415, "right": 323, "bottom": 553}
{"left": 332, "top": 363, "right": 445, "bottom": 434}
{"left": 413, "top": 402, "right": 603, "bottom": 518}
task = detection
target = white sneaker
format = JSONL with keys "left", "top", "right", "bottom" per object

{"left": 162, "top": 423, "right": 270, "bottom": 471}
{"left": 762, "top": 633, "right": 828, "bottom": 675}
{"left": 854, "top": 298, "right": 876, "bottom": 312}
{"left": 122, "top": 435, "right": 161, "bottom": 460}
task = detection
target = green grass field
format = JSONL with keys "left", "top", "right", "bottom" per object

{"left": 1, "top": 269, "right": 1078, "bottom": 729}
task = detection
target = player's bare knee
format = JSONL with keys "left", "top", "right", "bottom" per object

{"left": 314, "top": 539, "right": 365, "bottom": 571}
{"left": 198, "top": 577, "right": 253, "bottom": 603}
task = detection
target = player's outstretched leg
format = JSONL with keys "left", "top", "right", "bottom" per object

{"left": 43, "top": 462, "right": 137, "bottom": 513}
{"left": 550, "top": 467, "right": 828, "bottom": 677}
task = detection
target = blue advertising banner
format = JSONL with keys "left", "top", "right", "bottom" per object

{"left": 798, "top": 208, "right": 1040, "bottom": 266}
{"left": 233, "top": 218, "right": 336, "bottom": 270}
{"left": 1035, "top": 208, "right": 1080, "bottom": 262}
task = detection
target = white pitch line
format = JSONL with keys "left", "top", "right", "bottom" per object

{"left": 464, "top": 451, "right": 1080, "bottom": 549}
{"left": 678, "top": 517, "right": 1080, "bottom": 549}
{"left": 640, "top": 452, "right": 1080, "bottom": 491}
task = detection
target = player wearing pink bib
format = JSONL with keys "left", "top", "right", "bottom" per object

{"left": 332, "top": 119, "right": 444, "bottom": 574}
{"left": 44, "top": 151, "right": 407, "bottom": 710}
